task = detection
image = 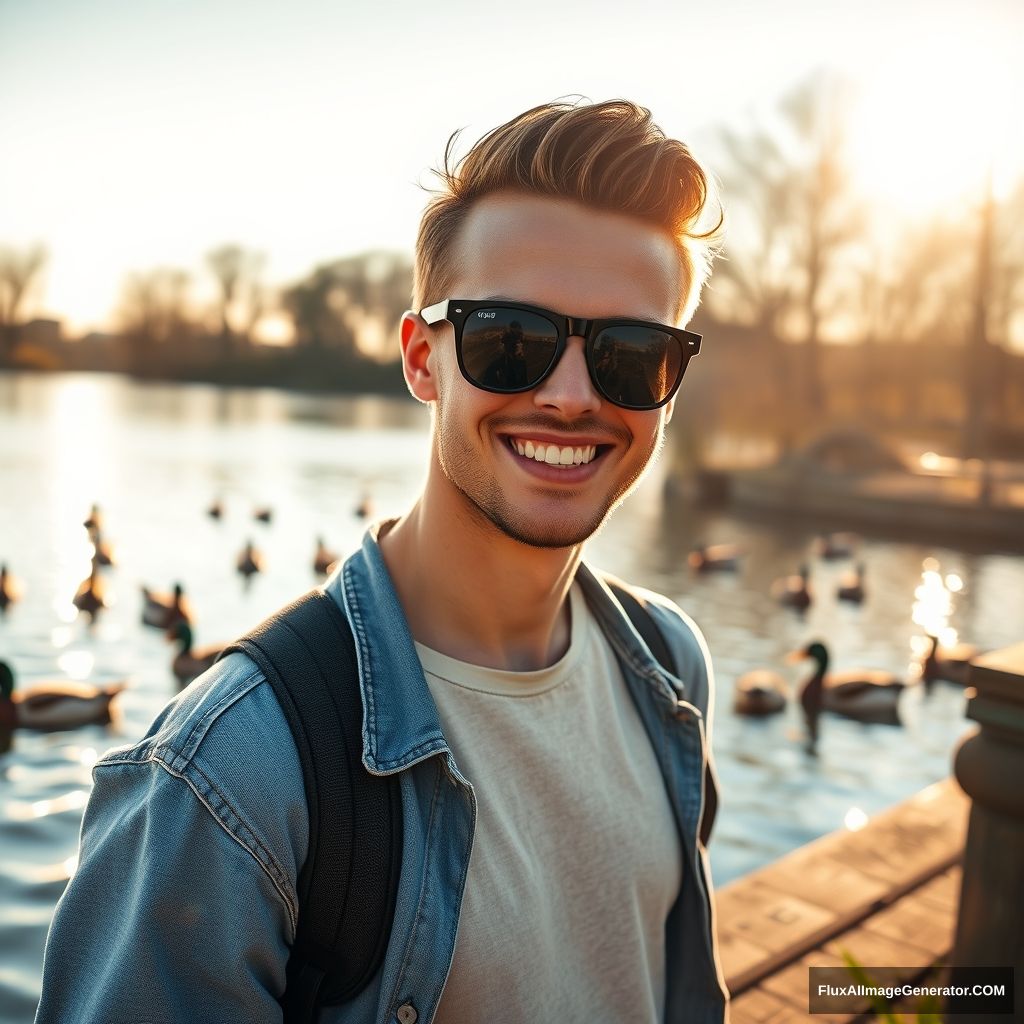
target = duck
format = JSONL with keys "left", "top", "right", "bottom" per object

{"left": 168, "top": 621, "right": 223, "bottom": 688}
{"left": 921, "top": 634, "right": 979, "bottom": 687}
{"left": 88, "top": 525, "right": 116, "bottom": 568}
{"left": 72, "top": 557, "right": 107, "bottom": 621}
{"left": 207, "top": 498, "right": 224, "bottom": 520}
{"left": 0, "top": 660, "right": 126, "bottom": 732}
{"left": 732, "top": 669, "right": 787, "bottom": 716}
{"left": 236, "top": 540, "right": 263, "bottom": 579}
{"left": 814, "top": 532, "right": 859, "bottom": 560}
{"left": 82, "top": 503, "right": 103, "bottom": 532}
{"left": 314, "top": 536, "right": 339, "bottom": 576}
{"left": 836, "top": 562, "right": 866, "bottom": 604}
{"left": 0, "top": 564, "right": 24, "bottom": 612}
{"left": 687, "top": 542, "right": 741, "bottom": 573}
{"left": 141, "top": 582, "right": 193, "bottom": 630}
{"left": 771, "top": 564, "right": 812, "bottom": 611}
{"left": 792, "top": 640, "right": 906, "bottom": 752}
{"left": 354, "top": 492, "right": 374, "bottom": 520}
{"left": 253, "top": 506, "right": 273, "bottom": 524}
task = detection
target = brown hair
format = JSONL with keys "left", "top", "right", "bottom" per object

{"left": 414, "top": 98, "right": 722, "bottom": 323}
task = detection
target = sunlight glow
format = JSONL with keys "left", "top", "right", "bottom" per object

{"left": 912, "top": 559, "right": 957, "bottom": 639}
{"left": 5, "top": 790, "right": 89, "bottom": 821}
{"left": 844, "top": 807, "right": 869, "bottom": 831}
{"left": 847, "top": 45, "right": 1019, "bottom": 216}
{"left": 57, "top": 650, "right": 95, "bottom": 679}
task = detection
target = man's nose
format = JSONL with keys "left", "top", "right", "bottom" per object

{"left": 532, "top": 336, "right": 602, "bottom": 418}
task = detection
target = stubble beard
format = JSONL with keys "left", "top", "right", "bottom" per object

{"left": 433, "top": 413, "right": 663, "bottom": 551}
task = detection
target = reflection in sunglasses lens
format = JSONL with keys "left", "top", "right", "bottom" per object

{"left": 592, "top": 327, "right": 682, "bottom": 408}
{"left": 461, "top": 309, "right": 559, "bottom": 390}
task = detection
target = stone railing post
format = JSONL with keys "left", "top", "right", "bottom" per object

{"left": 950, "top": 642, "right": 1024, "bottom": 1017}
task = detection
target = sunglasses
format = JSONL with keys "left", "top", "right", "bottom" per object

{"left": 420, "top": 299, "right": 702, "bottom": 411}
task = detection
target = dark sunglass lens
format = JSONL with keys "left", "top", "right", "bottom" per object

{"left": 459, "top": 308, "right": 559, "bottom": 391}
{"left": 591, "top": 325, "right": 683, "bottom": 408}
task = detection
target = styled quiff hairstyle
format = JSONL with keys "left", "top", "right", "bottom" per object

{"left": 414, "top": 98, "right": 722, "bottom": 323}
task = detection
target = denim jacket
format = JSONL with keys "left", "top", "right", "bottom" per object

{"left": 36, "top": 525, "right": 729, "bottom": 1024}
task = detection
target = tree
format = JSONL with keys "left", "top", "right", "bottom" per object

{"left": 779, "top": 72, "right": 863, "bottom": 415}
{"left": 206, "top": 244, "right": 265, "bottom": 356}
{"left": 0, "top": 243, "right": 48, "bottom": 357}
{"left": 282, "top": 252, "right": 412, "bottom": 356}
{"left": 708, "top": 72, "right": 862, "bottom": 426}
{"left": 117, "top": 268, "right": 195, "bottom": 371}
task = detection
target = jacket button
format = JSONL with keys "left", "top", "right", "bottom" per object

{"left": 396, "top": 1003, "right": 418, "bottom": 1024}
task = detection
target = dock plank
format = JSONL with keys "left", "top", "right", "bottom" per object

{"left": 716, "top": 778, "right": 968, "bottom": 1007}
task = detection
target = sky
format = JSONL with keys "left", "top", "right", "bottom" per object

{"left": 2, "top": 0, "right": 1021, "bottom": 336}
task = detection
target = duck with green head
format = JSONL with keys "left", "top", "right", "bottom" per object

{"left": 168, "top": 621, "right": 223, "bottom": 689}
{"left": 791, "top": 640, "right": 906, "bottom": 754}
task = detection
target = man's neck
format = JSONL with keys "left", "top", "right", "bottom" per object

{"left": 379, "top": 488, "right": 582, "bottom": 673}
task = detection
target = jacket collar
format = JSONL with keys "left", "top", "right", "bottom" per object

{"left": 328, "top": 524, "right": 681, "bottom": 775}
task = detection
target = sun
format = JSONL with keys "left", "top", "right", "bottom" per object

{"left": 845, "top": 44, "right": 1020, "bottom": 217}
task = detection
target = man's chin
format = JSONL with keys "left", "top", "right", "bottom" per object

{"left": 480, "top": 501, "right": 610, "bottom": 550}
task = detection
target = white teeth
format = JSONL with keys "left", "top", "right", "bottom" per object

{"left": 510, "top": 438, "right": 599, "bottom": 467}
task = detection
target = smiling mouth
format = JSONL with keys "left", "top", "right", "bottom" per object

{"left": 505, "top": 436, "right": 608, "bottom": 468}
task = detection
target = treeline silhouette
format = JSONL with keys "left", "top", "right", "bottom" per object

{"left": 2, "top": 74, "right": 1023, "bottom": 451}
{"left": 0, "top": 246, "right": 414, "bottom": 396}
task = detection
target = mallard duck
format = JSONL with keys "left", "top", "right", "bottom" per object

{"left": 814, "top": 532, "right": 859, "bottom": 560}
{"left": 88, "top": 526, "right": 116, "bottom": 568}
{"left": 253, "top": 506, "right": 273, "bottom": 524}
{"left": 792, "top": 641, "right": 906, "bottom": 752}
{"left": 207, "top": 498, "right": 224, "bottom": 520}
{"left": 0, "top": 564, "right": 24, "bottom": 612}
{"left": 141, "top": 582, "right": 193, "bottom": 630}
{"left": 688, "top": 542, "right": 741, "bottom": 573}
{"left": 0, "top": 660, "right": 125, "bottom": 732}
{"left": 168, "top": 621, "right": 223, "bottom": 688}
{"left": 771, "top": 564, "right": 812, "bottom": 610}
{"left": 73, "top": 558, "right": 107, "bottom": 621}
{"left": 236, "top": 540, "right": 263, "bottom": 578}
{"left": 836, "top": 562, "right": 866, "bottom": 604}
{"left": 314, "top": 537, "right": 339, "bottom": 576}
{"left": 921, "top": 634, "right": 979, "bottom": 687}
{"left": 733, "top": 670, "right": 787, "bottom": 716}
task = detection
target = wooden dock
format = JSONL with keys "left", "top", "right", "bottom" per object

{"left": 716, "top": 778, "right": 969, "bottom": 1022}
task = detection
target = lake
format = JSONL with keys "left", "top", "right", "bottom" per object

{"left": 2, "top": 371, "right": 1021, "bottom": 1022}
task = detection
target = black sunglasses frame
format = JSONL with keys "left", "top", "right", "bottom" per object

{"left": 419, "top": 298, "right": 702, "bottom": 411}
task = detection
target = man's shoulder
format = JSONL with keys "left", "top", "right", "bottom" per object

{"left": 94, "top": 651, "right": 309, "bottom": 881}
{"left": 100, "top": 653, "right": 275, "bottom": 768}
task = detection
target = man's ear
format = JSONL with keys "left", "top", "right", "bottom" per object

{"left": 400, "top": 311, "right": 438, "bottom": 403}
{"left": 663, "top": 396, "right": 676, "bottom": 426}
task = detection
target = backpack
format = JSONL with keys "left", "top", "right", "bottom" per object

{"left": 223, "top": 578, "right": 717, "bottom": 1023}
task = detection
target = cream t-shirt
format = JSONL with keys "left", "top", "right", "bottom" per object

{"left": 415, "top": 584, "right": 683, "bottom": 1024}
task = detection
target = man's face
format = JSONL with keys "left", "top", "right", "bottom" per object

{"left": 423, "top": 192, "right": 684, "bottom": 549}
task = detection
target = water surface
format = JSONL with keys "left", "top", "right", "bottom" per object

{"left": 2, "top": 372, "right": 1021, "bottom": 1022}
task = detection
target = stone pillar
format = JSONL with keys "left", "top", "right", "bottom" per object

{"left": 950, "top": 642, "right": 1024, "bottom": 1018}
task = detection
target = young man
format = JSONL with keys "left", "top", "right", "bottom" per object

{"left": 36, "top": 99, "right": 729, "bottom": 1023}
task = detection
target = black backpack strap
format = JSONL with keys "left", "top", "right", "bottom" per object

{"left": 219, "top": 589, "right": 402, "bottom": 1022}
{"left": 605, "top": 579, "right": 718, "bottom": 847}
